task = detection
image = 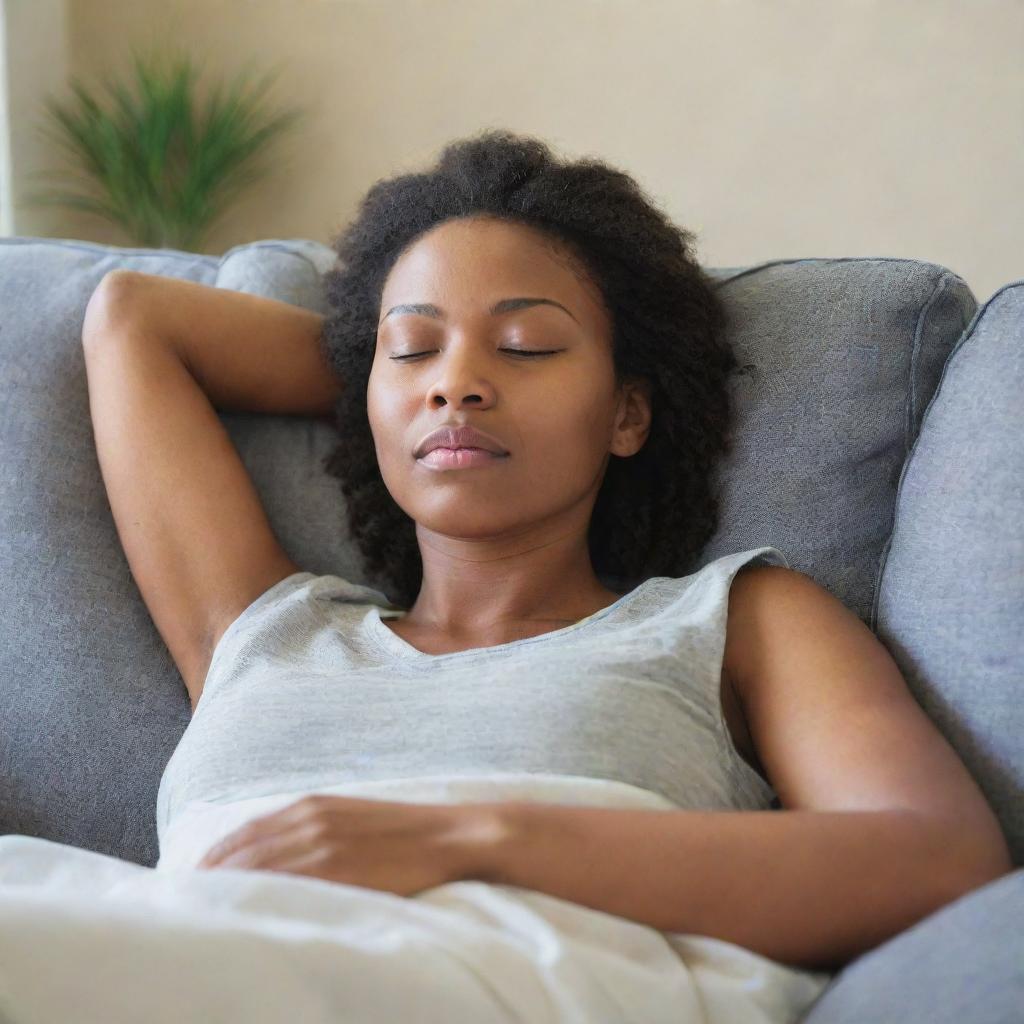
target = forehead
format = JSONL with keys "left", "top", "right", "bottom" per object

{"left": 380, "top": 216, "right": 605, "bottom": 319}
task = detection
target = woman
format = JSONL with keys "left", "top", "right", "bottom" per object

{"left": 4, "top": 129, "right": 1006, "bottom": 1022}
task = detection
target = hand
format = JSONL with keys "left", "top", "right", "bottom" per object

{"left": 195, "top": 793, "right": 507, "bottom": 896}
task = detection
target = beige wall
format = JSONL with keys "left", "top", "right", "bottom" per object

{"left": 11, "top": 0, "right": 1024, "bottom": 302}
{"left": 1, "top": 0, "right": 69, "bottom": 237}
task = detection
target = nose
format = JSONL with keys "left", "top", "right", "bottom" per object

{"left": 424, "top": 343, "right": 498, "bottom": 410}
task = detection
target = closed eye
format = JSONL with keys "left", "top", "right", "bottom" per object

{"left": 390, "top": 349, "right": 561, "bottom": 361}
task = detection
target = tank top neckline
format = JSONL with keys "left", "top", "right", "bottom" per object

{"left": 366, "top": 576, "right": 663, "bottom": 662}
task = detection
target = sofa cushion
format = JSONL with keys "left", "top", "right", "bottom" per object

{"left": 702, "top": 258, "right": 976, "bottom": 626}
{"left": 0, "top": 237, "right": 348, "bottom": 868}
{"left": 874, "top": 280, "right": 1024, "bottom": 866}
{"left": 802, "top": 867, "right": 1024, "bottom": 1024}
{"left": 0, "top": 241, "right": 977, "bottom": 867}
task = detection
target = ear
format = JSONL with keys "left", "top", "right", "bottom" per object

{"left": 610, "top": 376, "right": 653, "bottom": 457}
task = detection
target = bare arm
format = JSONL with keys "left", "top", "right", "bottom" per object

{"left": 474, "top": 801, "right": 1007, "bottom": 974}
{"left": 92, "top": 270, "right": 344, "bottom": 416}
{"left": 458, "top": 566, "right": 1013, "bottom": 973}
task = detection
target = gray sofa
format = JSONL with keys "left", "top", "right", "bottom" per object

{"left": 0, "top": 235, "right": 1020, "bottom": 1022}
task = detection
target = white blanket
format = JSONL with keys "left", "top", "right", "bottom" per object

{"left": 0, "top": 773, "right": 833, "bottom": 1023}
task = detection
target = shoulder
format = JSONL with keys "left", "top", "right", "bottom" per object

{"left": 722, "top": 563, "right": 831, "bottom": 700}
{"left": 718, "top": 561, "right": 1017, "bottom": 886}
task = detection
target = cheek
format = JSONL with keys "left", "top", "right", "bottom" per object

{"left": 556, "top": 394, "right": 614, "bottom": 454}
{"left": 366, "top": 375, "right": 397, "bottom": 438}
{"left": 366, "top": 362, "right": 385, "bottom": 421}
{"left": 366, "top": 386, "right": 419, "bottom": 473}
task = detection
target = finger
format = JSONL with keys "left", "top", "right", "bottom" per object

{"left": 200, "top": 810, "right": 312, "bottom": 867}
{"left": 201, "top": 839, "right": 266, "bottom": 870}
{"left": 199, "top": 800, "right": 320, "bottom": 867}
{"left": 264, "top": 851, "right": 331, "bottom": 881}
{"left": 201, "top": 829, "right": 314, "bottom": 872}
{"left": 199, "top": 828, "right": 270, "bottom": 868}
{"left": 199, "top": 835, "right": 246, "bottom": 868}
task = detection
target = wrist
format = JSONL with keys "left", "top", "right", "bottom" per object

{"left": 441, "top": 801, "right": 525, "bottom": 884}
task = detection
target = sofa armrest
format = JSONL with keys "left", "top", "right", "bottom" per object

{"left": 801, "top": 867, "right": 1024, "bottom": 1023}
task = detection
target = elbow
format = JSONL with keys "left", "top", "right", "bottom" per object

{"left": 939, "top": 829, "right": 1015, "bottom": 907}
{"left": 82, "top": 270, "right": 147, "bottom": 349}
{"left": 962, "top": 847, "right": 1015, "bottom": 891}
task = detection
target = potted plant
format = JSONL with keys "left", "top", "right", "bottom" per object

{"left": 25, "top": 47, "right": 305, "bottom": 252}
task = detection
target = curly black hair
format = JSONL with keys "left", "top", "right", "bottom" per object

{"left": 318, "top": 129, "right": 739, "bottom": 611}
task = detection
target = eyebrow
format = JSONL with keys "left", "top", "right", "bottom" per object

{"left": 380, "top": 297, "right": 578, "bottom": 325}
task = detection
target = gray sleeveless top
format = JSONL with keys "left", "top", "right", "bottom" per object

{"left": 156, "top": 546, "right": 787, "bottom": 841}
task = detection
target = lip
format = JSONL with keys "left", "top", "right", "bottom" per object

{"left": 417, "top": 447, "right": 508, "bottom": 470}
{"left": 414, "top": 424, "right": 510, "bottom": 458}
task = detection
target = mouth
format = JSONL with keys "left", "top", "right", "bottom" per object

{"left": 417, "top": 447, "right": 510, "bottom": 470}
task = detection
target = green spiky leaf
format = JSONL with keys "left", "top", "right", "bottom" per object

{"left": 23, "top": 47, "right": 304, "bottom": 250}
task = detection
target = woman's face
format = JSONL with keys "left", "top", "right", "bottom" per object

{"left": 367, "top": 214, "right": 649, "bottom": 543}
